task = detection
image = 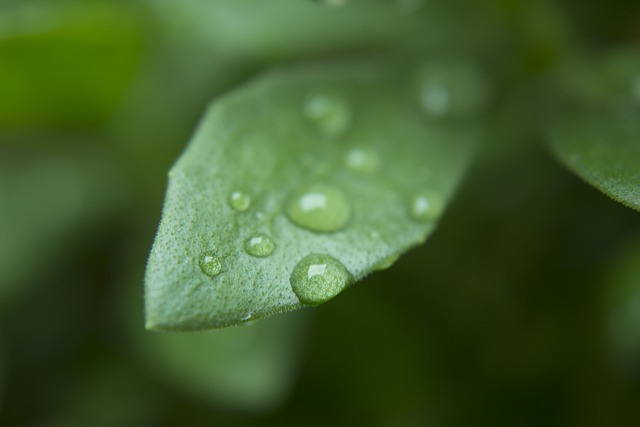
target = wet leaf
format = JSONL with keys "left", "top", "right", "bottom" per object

{"left": 145, "top": 59, "right": 479, "bottom": 330}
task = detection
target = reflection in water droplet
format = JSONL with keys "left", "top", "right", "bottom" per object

{"left": 199, "top": 253, "right": 222, "bottom": 277}
{"left": 244, "top": 233, "right": 276, "bottom": 258}
{"left": 290, "top": 254, "right": 351, "bottom": 305}
{"left": 228, "top": 191, "right": 251, "bottom": 212}
{"left": 409, "top": 191, "right": 444, "bottom": 221}
{"left": 286, "top": 183, "right": 352, "bottom": 233}
{"left": 303, "top": 93, "right": 352, "bottom": 137}
{"left": 345, "top": 147, "right": 381, "bottom": 174}
{"left": 418, "top": 62, "right": 489, "bottom": 119}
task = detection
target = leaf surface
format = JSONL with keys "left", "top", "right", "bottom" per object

{"left": 546, "top": 51, "right": 640, "bottom": 212}
{"left": 145, "top": 60, "right": 478, "bottom": 331}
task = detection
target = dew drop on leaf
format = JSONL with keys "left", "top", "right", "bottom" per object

{"left": 290, "top": 254, "right": 352, "bottom": 305}
{"left": 285, "top": 183, "right": 351, "bottom": 233}
{"left": 409, "top": 191, "right": 444, "bottom": 221}
{"left": 345, "top": 147, "right": 381, "bottom": 174}
{"left": 228, "top": 191, "right": 251, "bottom": 212}
{"left": 303, "top": 92, "right": 352, "bottom": 137}
{"left": 199, "top": 253, "right": 222, "bottom": 277}
{"left": 244, "top": 233, "right": 276, "bottom": 258}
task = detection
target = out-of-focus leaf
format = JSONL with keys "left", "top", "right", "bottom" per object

{"left": 604, "top": 236, "right": 640, "bottom": 377}
{"left": 546, "top": 51, "right": 640, "bottom": 212}
{"left": 0, "top": 0, "right": 143, "bottom": 128}
{"left": 136, "top": 313, "right": 308, "bottom": 411}
{"left": 0, "top": 146, "right": 129, "bottom": 307}
{"left": 150, "top": 0, "right": 503, "bottom": 60}
{"left": 145, "top": 59, "right": 480, "bottom": 331}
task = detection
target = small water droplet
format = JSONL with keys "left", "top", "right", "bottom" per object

{"left": 228, "top": 191, "right": 251, "bottom": 212}
{"left": 303, "top": 93, "right": 352, "bottom": 137}
{"left": 345, "top": 147, "right": 381, "bottom": 174}
{"left": 285, "top": 183, "right": 352, "bottom": 233}
{"left": 244, "top": 233, "right": 276, "bottom": 258}
{"left": 418, "top": 63, "right": 489, "bottom": 119}
{"left": 421, "top": 84, "right": 451, "bottom": 118}
{"left": 199, "top": 253, "right": 222, "bottom": 277}
{"left": 290, "top": 254, "right": 351, "bottom": 305}
{"left": 374, "top": 254, "right": 400, "bottom": 271}
{"left": 409, "top": 191, "right": 444, "bottom": 221}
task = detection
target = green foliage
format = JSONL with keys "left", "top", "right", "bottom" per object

{"left": 2, "top": 0, "right": 640, "bottom": 425}
{"left": 145, "top": 61, "right": 476, "bottom": 330}
{"left": 546, "top": 51, "right": 640, "bottom": 211}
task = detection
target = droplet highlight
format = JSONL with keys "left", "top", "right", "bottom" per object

{"left": 244, "top": 233, "right": 276, "bottom": 258}
{"left": 199, "top": 253, "right": 222, "bottom": 277}
{"left": 409, "top": 191, "right": 444, "bottom": 221}
{"left": 228, "top": 191, "right": 251, "bottom": 212}
{"left": 303, "top": 93, "right": 352, "bottom": 137}
{"left": 290, "top": 254, "right": 352, "bottom": 305}
{"left": 345, "top": 147, "right": 381, "bottom": 174}
{"left": 285, "top": 183, "right": 352, "bottom": 233}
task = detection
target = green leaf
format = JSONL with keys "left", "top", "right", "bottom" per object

{"left": 145, "top": 59, "right": 479, "bottom": 331}
{"left": 546, "top": 51, "right": 640, "bottom": 212}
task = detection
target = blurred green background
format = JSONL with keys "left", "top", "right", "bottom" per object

{"left": 1, "top": 0, "right": 640, "bottom": 425}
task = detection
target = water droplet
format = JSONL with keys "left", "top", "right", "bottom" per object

{"left": 285, "top": 183, "right": 351, "bottom": 233}
{"left": 374, "top": 254, "right": 400, "bottom": 271}
{"left": 345, "top": 147, "right": 381, "bottom": 174}
{"left": 290, "top": 254, "right": 351, "bottom": 305}
{"left": 418, "top": 62, "right": 489, "bottom": 119}
{"left": 303, "top": 93, "right": 352, "bottom": 137}
{"left": 228, "top": 191, "right": 251, "bottom": 212}
{"left": 199, "top": 253, "right": 222, "bottom": 277}
{"left": 244, "top": 233, "right": 276, "bottom": 258}
{"left": 409, "top": 191, "right": 444, "bottom": 221}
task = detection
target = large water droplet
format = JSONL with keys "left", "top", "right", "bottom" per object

{"left": 285, "top": 183, "right": 351, "bottom": 233}
{"left": 303, "top": 93, "right": 352, "bottom": 138}
{"left": 409, "top": 191, "right": 444, "bottom": 221}
{"left": 244, "top": 233, "right": 276, "bottom": 258}
{"left": 345, "top": 147, "right": 381, "bottom": 174}
{"left": 290, "top": 254, "right": 351, "bottom": 305}
{"left": 418, "top": 62, "right": 489, "bottom": 119}
{"left": 199, "top": 253, "right": 222, "bottom": 277}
